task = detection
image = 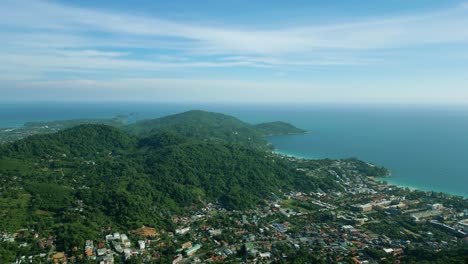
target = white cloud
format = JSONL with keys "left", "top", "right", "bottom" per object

{"left": 0, "top": 52, "right": 264, "bottom": 74}
{"left": 2, "top": 0, "right": 468, "bottom": 56}
{"left": 3, "top": 0, "right": 466, "bottom": 73}
{"left": 57, "top": 50, "right": 129, "bottom": 58}
{"left": 1, "top": 0, "right": 468, "bottom": 104}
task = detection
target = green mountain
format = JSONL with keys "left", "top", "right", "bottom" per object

{"left": 4, "top": 124, "right": 136, "bottom": 159}
{"left": 0, "top": 116, "right": 127, "bottom": 144}
{"left": 125, "top": 110, "right": 304, "bottom": 149}
{"left": 0, "top": 125, "right": 313, "bottom": 232}
{"left": 254, "top": 121, "right": 306, "bottom": 136}
{"left": 0, "top": 120, "right": 386, "bottom": 255}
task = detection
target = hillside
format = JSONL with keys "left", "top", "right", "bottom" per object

{"left": 125, "top": 110, "right": 304, "bottom": 149}
{"left": 0, "top": 123, "right": 390, "bottom": 259}
{"left": 254, "top": 121, "right": 306, "bottom": 136}
{"left": 3, "top": 124, "right": 136, "bottom": 159}
{"left": 0, "top": 125, "right": 317, "bottom": 236}
{"left": 0, "top": 116, "right": 126, "bottom": 144}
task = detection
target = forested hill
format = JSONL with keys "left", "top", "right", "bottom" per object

{"left": 0, "top": 122, "right": 388, "bottom": 255}
{"left": 0, "top": 125, "right": 320, "bottom": 234}
{"left": 3, "top": 124, "right": 136, "bottom": 159}
{"left": 0, "top": 110, "right": 305, "bottom": 147}
{"left": 254, "top": 121, "right": 306, "bottom": 136}
{"left": 124, "top": 110, "right": 304, "bottom": 149}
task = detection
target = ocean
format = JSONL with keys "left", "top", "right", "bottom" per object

{"left": 1, "top": 102, "right": 467, "bottom": 197}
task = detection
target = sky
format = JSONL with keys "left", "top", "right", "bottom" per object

{"left": 1, "top": 0, "right": 468, "bottom": 103}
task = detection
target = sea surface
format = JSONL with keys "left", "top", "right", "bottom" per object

{"left": 1, "top": 102, "right": 467, "bottom": 197}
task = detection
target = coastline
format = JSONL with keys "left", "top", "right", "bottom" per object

{"left": 273, "top": 149, "right": 468, "bottom": 199}
{"left": 272, "top": 149, "right": 316, "bottom": 160}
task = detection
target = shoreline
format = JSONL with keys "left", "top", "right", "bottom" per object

{"left": 273, "top": 149, "right": 468, "bottom": 199}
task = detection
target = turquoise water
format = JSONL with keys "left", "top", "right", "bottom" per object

{"left": 1, "top": 102, "right": 467, "bottom": 197}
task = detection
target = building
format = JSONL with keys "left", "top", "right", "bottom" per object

{"left": 138, "top": 240, "right": 145, "bottom": 250}
{"left": 181, "top": 241, "right": 192, "bottom": 250}
{"left": 85, "top": 240, "right": 94, "bottom": 257}
{"left": 97, "top": 248, "right": 107, "bottom": 256}
{"left": 209, "top": 229, "right": 222, "bottom": 236}
{"left": 184, "top": 244, "right": 201, "bottom": 256}
{"left": 354, "top": 217, "right": 368, "bottom": 226}
{"left": 430, "top": 220, "right": 467, "bottom": 238}
{"left": 458, "top": 219, "right": 468, "bottom": 233}
{"left": 172, "top": 254, "right": 183, "bottom": 264}
{"left": 175, "top": 227, "right": 190, "bottom": 235}
{"left": 411, "top": 210, "right": 443, "bottom": 222}
{"left": 354, "top": 204, "right": 373, "bottom": 213}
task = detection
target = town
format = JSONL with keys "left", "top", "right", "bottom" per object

{"left": 1, "top": 156, "right": 467, "bottom": 263}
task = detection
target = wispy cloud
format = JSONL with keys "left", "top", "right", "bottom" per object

{"left": 56, "top": 50, "right": 129, "bottom": 58}
{"left": 1, "top": 0, "right": 468, "bottom": 103}
{"left": 3, "top": 0, "right": 468, "bottom": 54}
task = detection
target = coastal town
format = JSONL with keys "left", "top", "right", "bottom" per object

{"left": 1, "top": 156, "right": 467, "bottom": 263}
{"left": 2, "top": 0, "right": 468, "bottom": 262}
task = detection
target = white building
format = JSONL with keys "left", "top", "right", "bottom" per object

{"left": 458, "top": 219, "right": 468, "bottom": 233}
{"left": 138, "top": 240, "right": 145, "bottom": 250}
{"left": 175, "top": 227, "right": 190, "bottom": 235}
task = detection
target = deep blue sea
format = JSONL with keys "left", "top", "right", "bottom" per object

{"left": 1, "top": 102, "right": 467, "bottom": 197}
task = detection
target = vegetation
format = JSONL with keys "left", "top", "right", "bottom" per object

{"left": 254, "top": 121, "right": 306, "bottom": 135}
{"left": 0, "top": 116, "right": 126, "bottom": 144}
{"left": 0, "top": 123, "right": 342, "bottom": 238}
{"left": 125, "top": 110, "right": 304, "bottom": 149}
{"left": 23, "top": 116, "right": 127, "bottom": 128}
{"left": 0, "top": 111, "right": 399, "bottom": 261}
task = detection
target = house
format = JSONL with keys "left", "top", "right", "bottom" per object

{"left": 458, "top": 219, "right": 468, "bottom": 233}
{"left": 52, "top": 252, "right": 67, "bottom": 264}
{"left": 172, "top": 254, "right": 183, "bottom": 264}
{"left": 97, "top": 248, "right": 107, "bottom": 256}
{"left": 175, "top": 227, "right": 190, "bottom": 235}
{"left": 99, "top": 254, "right": 114, "bottom": 264}
{"left": 209, "top": 229, "right": 222, "bottom": 236}
{"left": 354, "top": 204, "right": 373, "bottom": 213}
{"left": 138, "top": 240, "right": 145, "bottom": 250}
{"left": 184, "top": 244, "right": 201, "bottom": 256}
{"left": 181, "top": 241, "right": 192, "bottom": 250}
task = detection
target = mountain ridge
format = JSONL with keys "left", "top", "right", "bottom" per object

{"left": 125, "top": 110, "right": 305, "bottom": 149}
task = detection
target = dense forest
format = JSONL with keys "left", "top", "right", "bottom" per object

{"left": 0, "top": 124, "right": 337, "bottom": 231}
{"left": 0, "top": 111, "right": 389, "bottom": 258}
{"left": 253, "top": 121, "right": 306, "bottom": 136}
{"left": 125, "top": 110, "right": 305, "bottom": 149}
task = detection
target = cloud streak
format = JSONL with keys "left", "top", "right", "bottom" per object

{"left": 1, "top": 0, "right": 467, "bottom": 72}
{"left": 2, "top": 0, "right": 468, "bottom": 55}
{"left": 1, "top": 0, "right": 468, "bottom": 103}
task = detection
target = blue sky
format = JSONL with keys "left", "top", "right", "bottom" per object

{"left": 1, "top": 0, "right": 468, "bottom": 103}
